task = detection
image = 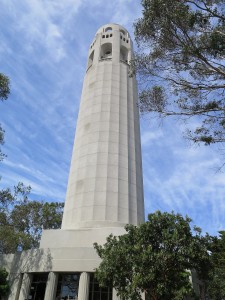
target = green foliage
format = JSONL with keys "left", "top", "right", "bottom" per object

{"left": 0, "top": 73, "right": 10, "bottom": 101}
{"left": 0, "top": 124, "right": 6, "bottom": 162}
{"left": 134, "top": 0, "right": 225, "bottom": 145}
{"left": 0, "top": 73, "right": 64, "bottom": 254}
{"left": 0, "top": 73, "right": 10, "bottom": 161}
{"left": 0, "top": 267, "right": 9, "bottom": 297}
{"left": 94, "top": 211, "right": 211, "bottom": 300}
{"left": 0, "top": 182, "right": 64, "bottom": 254}
{"left": 207, "top": 231, "right": 225, "bottom": 299}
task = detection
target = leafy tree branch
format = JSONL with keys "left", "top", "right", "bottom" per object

{"left": 134, "top": 0, "right": 225, "bottom": 146}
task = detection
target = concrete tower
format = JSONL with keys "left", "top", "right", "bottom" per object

{"left": 0, "top": 24, "right": 145, "bottom": 300}
{"left": 62, "top": 23, "right": 144, "bottom": 230}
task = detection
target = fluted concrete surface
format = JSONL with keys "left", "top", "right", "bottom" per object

{"left": 18, "top": 273, "right": 33, "bottom": 300}
{"left": 78, "top": 272, "right": 90, "bottom": 300}
{"left": 44, "top": 272, "right": 58, "bottom": 300}
{"left": 62, "top": 24, "right": 144, "bottom": 229}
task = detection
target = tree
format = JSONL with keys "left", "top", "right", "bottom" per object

{"left": 134, "top": 0, "right": 225, "bottom": 145}
{"left": 0, "top": 73, "right": 64, "bottom": 254}
{"left": 0, "top": 182, "right": 64, "bottom": 254}
{"left": 207, "top": 231, "right": 225, "bottom": 299}
{"left": 0, "top": 268, "right": 9, "bottom": 298}
{"left": 94, "top": 211, "right": 211, "bottom": 300}
{"left": 0, "top": 73, "right": 10, "bottom": 161}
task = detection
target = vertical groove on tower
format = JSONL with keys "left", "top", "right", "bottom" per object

{"left": 129, "top": 74, "right": 140, "bottom": 223}
{"left": 89, "top": 65, "right": 97, "bottom": 223}
{"left": 133, "top": 77, "right": 145, "bottom": 223}
{"left": 127, "top": 70, "right": 132, "bottom": 224}
{"left": 126, "top": 64, "right": 130, "bottom": 224}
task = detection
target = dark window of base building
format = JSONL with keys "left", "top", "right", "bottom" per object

{"left": 29, "top": 273, "right": 48, "bottom": 300}
{"left": 89, "top": 273, "right": 112, "bottom": 300}
{"left": 55, "top": 273, "right": 80, "bottom": 300}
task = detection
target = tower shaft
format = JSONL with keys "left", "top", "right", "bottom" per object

{"left": 62, "top": 24, "right": 144, "bottom": 229}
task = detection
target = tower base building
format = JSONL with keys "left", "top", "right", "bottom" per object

{"left": 0, "top": 24, "right": 144, "bottom": 300}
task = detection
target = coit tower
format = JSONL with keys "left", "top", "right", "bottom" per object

{"left": 62, "top": 23, "right": 144, "bottom": 230}
{"left": 1, "top": 24, "right": 145, "bottom": 300}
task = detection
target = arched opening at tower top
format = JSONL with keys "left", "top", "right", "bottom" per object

{"left": 120, "top": 45, "right": 128, "bottom": 63}
{"left": 105, "top": 27, "right": 112, "bottom": 32}
{"left": 100, "top": 43, "right": 112, "bottom": 60}
{"left": 120, "top": 29, "right": 126, "bottom": 36}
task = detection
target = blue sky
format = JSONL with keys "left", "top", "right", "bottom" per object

{"left": 0, "top": 0, "right": 224, "bottom": 235}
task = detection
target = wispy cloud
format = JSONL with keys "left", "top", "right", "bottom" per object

{"left": 0, "top": 0, "right": 224, "bottom": 235}
{"left": 141, "top": 119, "right": 225, "bottom": 234}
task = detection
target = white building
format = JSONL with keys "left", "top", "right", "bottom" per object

{"left": 0, "top": 23, "right": 144, "bottom": 300}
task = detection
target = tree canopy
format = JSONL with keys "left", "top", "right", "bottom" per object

{"left": 0, "top": 182, "right": 64, "bottom": 254}
{"left": 134, "top": 0, "right": 225, "bottom": 146}
{"left": 94, "top": 211, "right": 211, "bottom": 300}
{"left": 0, "top": 268, "right": 9, "bottom": 298}
{"left": 207, "top": 231, "right": 225, "bottom": 299}
{"left": 0, "top": 72, "right": 64, "bottom": 254}
{"left": 0, "top": 73, "right": 10, "bottom": 102}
